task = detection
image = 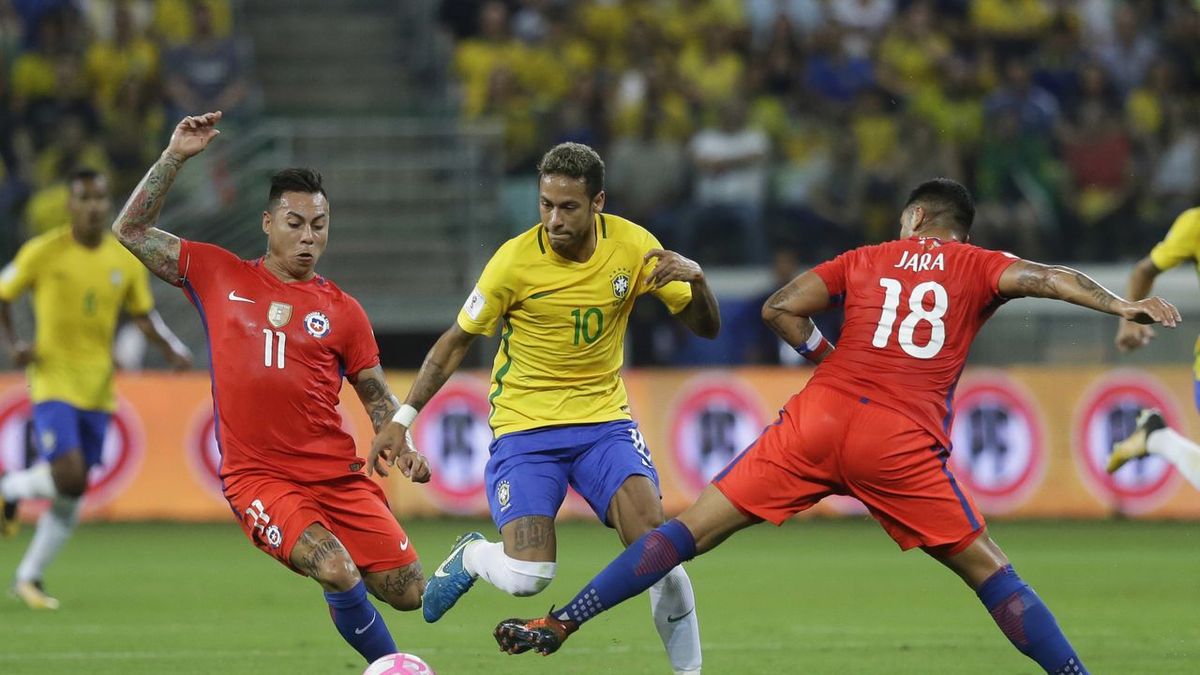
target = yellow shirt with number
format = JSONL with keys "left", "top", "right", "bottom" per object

{"left": 0, "top": 229, "right": 155, "bottom": 411}
{"left": 458, "top": 214, "right": 693, "bottom": 437}
{"left": 1148, "top": 207, "right": 1200, "bottom": 378}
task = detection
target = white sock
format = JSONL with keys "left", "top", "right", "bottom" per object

{"left": 1147, "top": 428, "right": 1200, "bottom": 490}
{"left": 15, "top": 496, "right": 82, "bottom": 584}
{"left": 462, "top": 540, "right": 556, "bottom": 596}
{"left": 650, "top": 566, "right": 702, "bottom": 673}
{"left": 1, "top": 463, "right": 56, "bottom": 501}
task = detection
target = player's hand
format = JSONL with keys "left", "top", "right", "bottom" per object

{"left": 8, "top": 341, "right": 34, "bottom": 367}
{"left": 1116, "top": 319, "right": 1156, "bottom": 352}
{"left": 394, "top": 448, "right": 431, "bottom": 484}
{"left": 367, "top": 422, "right": 412, "bottom": 478}
{"left": 1120, "top": 296, "right": 1181, "bottom": 328}
{"left": 166, "top": 111, "right": 222, "bottom": 160}
{"left": 167, "top": 345, "right": 193, "bottom": 372}
{"left": 644, "top": 248, "right": 704, "bottom": 290}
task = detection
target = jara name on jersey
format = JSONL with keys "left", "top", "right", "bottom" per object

{"left": 894, "top": 251, "right": 946, "bottom": 272}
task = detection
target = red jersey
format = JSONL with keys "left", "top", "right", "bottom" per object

{"left": 178, "top": 240, "right": 380, "bottom": 483}
{"left": 809, "top": 237, "right": 1018, "bottom": 449}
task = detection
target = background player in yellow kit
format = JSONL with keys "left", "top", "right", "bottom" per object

{"left": 1111, "top": 206, "right": 1200, "bottom": 490}
{"left": 0, "top": 169, "right": 191, "bottom": 609}
{"left": 370, "top": 143, "right": 720, "bottom": 674}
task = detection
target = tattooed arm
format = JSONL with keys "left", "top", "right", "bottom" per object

{"left": 998, "top": 260, "right": 1181, "bottom": 326}
{"left": 761, "top": 270, "right": 835, "bottom": 363}
{"left": 366, "top": 324, "right": 477, "bottom": 477}
{"left": 350, "top": 365, "right": 402, "bottom": 433}
{"left": 352, "top": 365, "right": 431, "bottom": 483}
{"left": 112, "top": 112, "right": 223, "bottom": 286}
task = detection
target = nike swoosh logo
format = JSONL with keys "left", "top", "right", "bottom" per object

{"left": 354, "top": 612, "right": 378, "bottom": 635}
{"left": 228, "top": 291, "right": 255, "bottom": 303}
{"left": 399, "top": 538, "right": 410, "bottom": 551}
{"left": 432, "top": 536, "right": 473, "bottom": 578}
{"left": 530, "top": 289, "right": 560, "bottom": 299}
{"left": 666, "top": 608, "right": 694, "bottom": 623}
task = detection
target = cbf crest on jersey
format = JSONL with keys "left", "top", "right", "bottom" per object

{"left": 610, "top": 268, "right": 632, "bottom": 302}
{"left": 268, "top": 302, "right": 293, "bottom": 328}
{"left": 304, "top": 311, "right": 331, "bottom": 338}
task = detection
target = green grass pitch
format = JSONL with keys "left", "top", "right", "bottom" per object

{"left": 0, "top": 519, "right": 1196, "bottom": 674}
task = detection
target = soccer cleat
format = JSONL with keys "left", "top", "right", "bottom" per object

{"left": 0, "top": 498, "right": 16, "bottom": 538}
{"left": 421, "top": 531, "right": 485, "bottom": 623}
{"left": 11, "top": 580, "right": 59, "bottom": 610}
{"left": 494, "top": 611, "right": 577, "bottom": 656}
{"left": 1109, "top": 409, "right": 1167, "bottom": 474}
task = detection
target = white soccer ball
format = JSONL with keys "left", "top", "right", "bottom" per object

{"left": 363, "top": 652, "right": 435, "bottom": 675}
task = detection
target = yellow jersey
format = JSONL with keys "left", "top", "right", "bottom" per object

{"left": 1148, "top": 207, "right": 1200, "bottom": 377}
{"left": 0, "top": 228, "right": 155, "bottom": 411}
{"left": 458, "top": 214, "right": 693, "bottom": 437}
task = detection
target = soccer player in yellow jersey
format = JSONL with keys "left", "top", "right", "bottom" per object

{"left": 370, "top": 143, "right": 719, "bottom": 674}
{"left": 0, "top": 169, "right": 192, "bottom": 609}
{"left": 1109, "top": 206, "right": 1200, "bottom": 490}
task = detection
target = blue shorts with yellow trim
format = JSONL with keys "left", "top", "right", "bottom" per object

{"left": 31, "top": 401, "right": 110, "bottom": 468}
{"left": 485, "top": 420, "right": 659, "bottom": 530}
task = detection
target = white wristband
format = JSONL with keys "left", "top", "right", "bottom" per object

{"left": 392, "top": 404, "right": 418, "bottom": 428}
{"left": 797, "top": 326, "right": 825, "bottom": 354}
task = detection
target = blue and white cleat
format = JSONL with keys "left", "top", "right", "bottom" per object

{"left": 422, "top": 531, "right": 485, "bottom": 623}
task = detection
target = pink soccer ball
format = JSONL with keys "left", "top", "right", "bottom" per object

{"left": 363, "top": 652, "right": 436, "bottom": 675}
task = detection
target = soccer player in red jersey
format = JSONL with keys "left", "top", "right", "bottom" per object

{"left": 493, "top": 179, "right": 1181, "bottom": 674}
{"left": 111, "top": 111, "right": 431, "bottom": 664}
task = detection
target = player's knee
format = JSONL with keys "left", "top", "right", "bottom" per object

{"left": 384, "top": 583, "right": 424, "bottom": 612}
{"left": 52, "top": 473, "right": 87, "bottom": 498}
{"left": 310, "top": 557, "right": 362, "bottom": 593}
{"left": 500, "top": 558, "right": 556, "bottom": 597}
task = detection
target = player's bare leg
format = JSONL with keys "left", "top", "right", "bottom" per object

{"left": 364, "top": 561, "right": 425, "bottom": 612}
{"left": 292, "top": 523, "right": 399, "bottom": 662}
{"left": 496, "top": 486, "right": 758, "bottom": 656}
{"left": 11, "top": 450, "right": 87, "bottom": 610}
{"left": 423, "top": 515, "right": 557, "bottom": 623}
{"left": 931, "top": 529, "right": 1089, "bottom": 674}
{"left": 609, "top": 475, "right": 702, "bottom": 674}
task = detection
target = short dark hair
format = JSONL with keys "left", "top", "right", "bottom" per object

{"left": 537, "top": 143, "right": 605, "bottom": 198}
{"left": 268, "top": 168, "right": 326, "bottom": 209}
{"left": 68, "top": 167, "right": 103, "bottom": 184}
{"left": 904, "top": 178, "right": 975, "bottom": 234}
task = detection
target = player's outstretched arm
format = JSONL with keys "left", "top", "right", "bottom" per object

{"left": 999, "top": 259, "right": 1181, "bottom": 327}
{"left": 352, "top": 365, "right": 431, "bottom": 483}
{"left": 0, "top": 300, "right": 33, "bottom": 367}
{"left": 366, "top": 324, "right": 478, "bottom": 477}
{"left": 1116, "top": 255, "right": 1164, "bottom": 352}
{"left": 112, "top": 111, "right": 223, "bottom": 286}
{"left": 644, "top": 248, "right": 720, "bottom": 338}
{"left": 130, "top": 311, "right": 192, "bottom": 371}
{"left": 762, "top": 270, "right": 835, "bottom": 363}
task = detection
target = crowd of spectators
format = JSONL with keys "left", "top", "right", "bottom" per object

{"left": 441, "top": 0, "right": 1200, "bottom": 264}
{"left": 0, "top": 0, "right": 255, "bottom": 260}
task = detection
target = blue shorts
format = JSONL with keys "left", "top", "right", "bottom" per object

{"left": 31, "top": 401, "right": 111, "bottom": 468}
{"left": 485, "top": 420, "right": 659, "bottom": 530}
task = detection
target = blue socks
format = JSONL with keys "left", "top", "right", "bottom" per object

{"left": 325, "top": 580, "right": 396, "bottom": 663}
{"left": 977, "top": 565, "right": 1088, "bottom": 674}
{"left": 556, "top": 519, "right": 697, "bottom": 624}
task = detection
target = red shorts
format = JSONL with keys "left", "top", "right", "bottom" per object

{"left": 223, "top": 471, "right": 418, "bottom": 574}
{"left": 713, "top": 385, "right": 985, "bottom": 553}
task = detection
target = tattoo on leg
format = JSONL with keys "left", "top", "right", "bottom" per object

{"left": 376, "top": 562, "right": 424, "bottom": 599}
{"left": 295, "top": 530, "right": 351, "bottom": 579}
{"left": 511, "top": 517, "right": 553, "bottom": 553}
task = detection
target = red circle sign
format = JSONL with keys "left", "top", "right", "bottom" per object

{"left": 1073, "top": 371, "right": 1181, "bottom": 514}
{"left": 413, "top": 377, "right": 492, "bottom": 515}
{"left": 0, "top": 389, "right": 144, "bottom": 513}
{"left": 670, "top": 376, "right": 768, "bottom": 494}
{"left": 948, "top": 373, "right": 1046, "bottom": 514}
